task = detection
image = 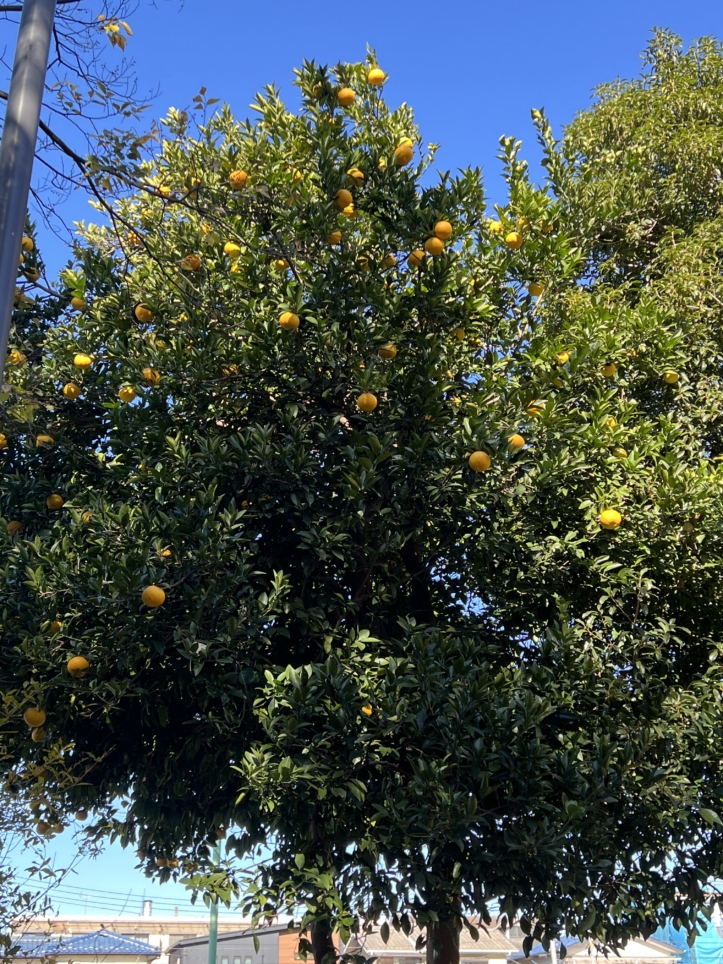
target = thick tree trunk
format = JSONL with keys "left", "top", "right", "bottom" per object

{"left": 426, "top": 897, "right": 462, "bottom": 964}
{"left": 310, "top": 918, "right": 336, "bottom": 964}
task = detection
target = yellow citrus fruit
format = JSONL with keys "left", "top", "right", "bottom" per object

{"left": 50, "top": 620, "right": 62, "bottom": 632}
{"left": 529, "top": 282, "right": 545, "bottom": 297}
{"left": 361, "top": 703, "right": 373, "bottom": 716}
{"left": 31, "top": 727, "right": 46, "bottom": 743}
{"left": 63, "top": 382, "right": 81, "bottom": 400}
{"left": 274, "top": 258, "right": 290, "bottom": 270}
{"left": 327, "top": 231, "right": 342, "bottom": 245}
{"left": 118, "top": 385, "right": 136, "bottom": 403}
{"left": 601, "top": 362, "right": 617, "bottom": 377}
{"left": 73, "top": 353, "right": 92, "bottom": 369}
{"left": 347, "top": 167, "right": 364, "bottom": 184}
{"left": 408, "top": 249, "right": 425, "bottom": 267}
{"left": 279, "top": 311, "right": 300, "bottom": 330}
{"left": 357, "top": 255, "right": 371, "bottom": 271}
{"left": 468, "top": 451, "right": 491, "bottom": 472}
{"left": 451, "top": 328, "right": 465, "bottom": 342}
{"left": 224, "top": 242, "right": 242, "bottom": 259}
{"left": 46, "top": 494, "right": 64, "bottom": 510}
{"left": 291, "top": 168, "right": 302, "bottom": 182}
{"left": 36, "top": 434, "right": 54, "bottom": 448}
{"left": 663, "top": 371, "right": 680, "bottom": 384}
{"left": 378, "top": 344, "right": 397, "bottom": 360}
{"left": 382, "top": 254, "right": 396, "bottom": 268}
{"left": 337, "top": 87, "right": 355, "bottom": 106}
{"left": 70, "top": 297, "right": 86, "bottom": 311}
{"left": 424, "top": 237, "right": 445, "bottom": 256}
{"left": 487, "top": 220, "right": 504, "bottom": 234}
{"left": 367, "top": 68, "right": 385, "bottom": 86}
{"left": 142, "top": 585, "right": 166, "bottom": 608}
{"left": 134, "top": 304, "right": 153, "bottom": 323}
{"left": 433, "top": 220, "right": 453, "bottom": 241}
{"left": 82, "top": 511, "right": 92, "bottom": 524}
{"left": 8, "top": 349, "right": 26, "bottom": 365}
{"left": 335, "top": 188, "right": 353, "bottom": 209}
{"left": 157, "top": 185, "right": 172, "bottom": 198}
{"left": 555, "top": 351, "right": 570, "bottom": 365}
{"left": 229, "top": 170, "right": 249, "bottom": 190}
{"left": 394, "top": 143, "right": 414, "bottom": 166}
{"left": 142, "top": 368, "right": 161, "bottom": 385}
{"left": 23, "top": 707, "right": 46, "bottom": 727}
{"left": 552, "top": 377, "right": 563, "bottom": 388}
{"left": 21, "top": 236, "right": 34, "bottom": 252}
{"left": 508, "top": 434, "right": 525, "bottom": 449}
{"left": 357, "top": 392, "right": 378, "bottom": 413}
{"left": 0, "top": 433, "right": 6, "bottom": 449}
{"left": 342, "top": 203, "right": 356, "bottom": 218}
{"left": 599, "top": 509, "right": 622, "bottom": 530}
{"left": 613, "top": 447, "right": 628, "bottom": 459}
{"left": 67, "top": 656, "right": 90, "bottom": 677}
{"left": 527, "top": 403, "right": 544, "bottom": 418}
{"left": 504, "top": 231, "right": 523, "bottom": 250}
{"left": 156, "top": 857, "right": 169, "bottom": 868}
{"left": 7, "top": 520, "right": 21, "bottom": 536}
{"left": 180, "top": 254, "right": 202, "bottom": 271}
{"left": 605, "top": 417, "right": 617, "bottom": 429}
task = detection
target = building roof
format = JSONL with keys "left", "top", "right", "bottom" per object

{"left": 172, "top": 923, "right": 295, "bottom": 949}
{"left": 511, "top": 937, "right": 681, "bottom": 961}
{"left": 346, "top": 924, "right": 518, "bottom": 957}
{"left": 16, "top": 927, "right": 161, "bottom": 959}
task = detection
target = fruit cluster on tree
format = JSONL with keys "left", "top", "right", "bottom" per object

{"left": 4, "top": 30, "right": 723, "bottom": 964}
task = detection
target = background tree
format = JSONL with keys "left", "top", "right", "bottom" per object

{"left": 4, "top": 35, "right": 723, "bottom": 964}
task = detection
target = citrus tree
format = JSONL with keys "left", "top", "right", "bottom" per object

{"left": 4, "top": 42, "right": 723, "bottom": 964}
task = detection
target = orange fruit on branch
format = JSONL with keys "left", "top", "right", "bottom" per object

{"left": 134, "top": 304, "right": 153, "bottom": 323}
{"left": 337, "top": 88, "right": 355, "bottom": 106}
{"left": 63, "top": 382, "right": 81, "bottom": 400}
{"left": 367, "top": 68, "right": 385, "bottom": 86}
{"left": 73, "top": 353, "right": 92, "bottom": 369}
{"left": 46, "top": 494, "right": 64, "bottom": 510}
{"left": 335, "top": 188, "right": 353, "bottom": 209}
{"left": 357, "top": 392, "right": 378, "bottom": 412}
{"left": 433, "top": 220, "right": 453, "bottom": 241}
{"left": 142, "top": 585, "right": 166, "bottom": 608}
{"left": 279, "top": 311, "right": 300, "bottom": 330}
{"left": 23, "top": 707, "right": 46, "bottom": 727}
{"left": 468, "top": 451, "right": 491, "bottom": 472}
{"left": 67, "top": 656, "right": 90, "bottom": 677}
{"left": 599, "top": 509, "right": 622, "bottom": 530}
{"left": 424, "top": 237, "right": 445, "bottom": 256}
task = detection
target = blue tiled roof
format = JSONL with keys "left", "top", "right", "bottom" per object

{"left": 15, "top": 927, "right": 160, "bottom": 959}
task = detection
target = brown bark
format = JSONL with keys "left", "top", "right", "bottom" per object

{"left": 310, "top": 918, "right": 336, "bottom": 964}
{"left": 425, "top": 898, "right": 462, "bottom": 964}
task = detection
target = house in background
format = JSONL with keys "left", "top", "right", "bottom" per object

{"left": 15, "top": 904, "right": 251, "bottom": 964}
{"left": 344, "top": 923, "right": 518, "bottom": 964}
{"left": 170, "top": 922, "right": 302, "bottom": 964}
{"left": 13, "top": 927, "right": 161, "bottom": 964}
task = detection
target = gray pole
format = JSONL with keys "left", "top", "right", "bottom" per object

{"left": 0, "top": 0, "right": 57, "bottom": 388}
{"left": 207, "top": 844, "right": 221, "bottom": 964}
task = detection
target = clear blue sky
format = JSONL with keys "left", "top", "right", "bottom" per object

{"left": 18, "top": 0, "right": 723, "bottom": 920}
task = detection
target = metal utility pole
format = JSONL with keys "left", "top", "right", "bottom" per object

{"left": 207, "top": 845, "right": 221, "bottom": 964}
{"left": 0, "top": 0, "right": 57, "bottom": 387}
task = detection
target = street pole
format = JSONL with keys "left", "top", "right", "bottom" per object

{"left": 207, "top": 845, "right": 221, "bottom": 964}
{"left": 0, "top": 0, "right": 57, "bottom": 388}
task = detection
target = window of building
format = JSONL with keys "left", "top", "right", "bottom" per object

{"left": 221, "top": 956, "right": 229, "bottom": 964}
{"left": 234, "top": 957, "right": 241, "bottom": 964}
{"left": 245, "top": 956, "right": 252, "bottom": 964}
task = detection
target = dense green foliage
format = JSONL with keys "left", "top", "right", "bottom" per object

{"left": 4, "top": 31, "right": 723, "bottom": 962}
